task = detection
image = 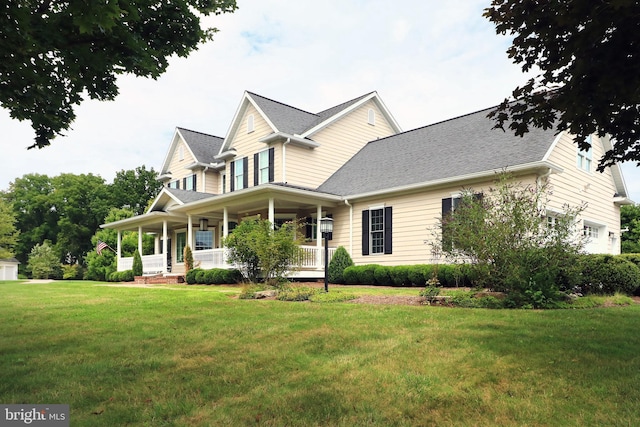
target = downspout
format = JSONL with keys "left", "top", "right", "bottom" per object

{"left": 282, "top": 138, "right": 290, "bottom": 183}
{"left": 344, "top": 199, "right": 353, "bottom": 255}
{"left": 202, "top": 166, "right": 209, "bottom": 193}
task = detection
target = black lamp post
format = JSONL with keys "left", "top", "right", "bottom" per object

{"left": 319, "top": 217, "right": 333, "bottom": 292}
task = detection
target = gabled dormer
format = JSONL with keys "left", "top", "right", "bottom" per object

{"left": 158, "top": 128, "right": 224, "bottom": 194}
{"left": 216, "top": 91, "right": 402, "bottom": 193}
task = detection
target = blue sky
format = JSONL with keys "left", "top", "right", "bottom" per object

{"left": 1, "top": 0, "right": 638, "bottom": 201}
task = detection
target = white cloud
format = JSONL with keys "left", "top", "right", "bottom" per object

{"left": 0, "top": 0, "right": 638, "bottom": 202}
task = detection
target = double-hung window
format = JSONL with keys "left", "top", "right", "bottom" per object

{"left": 577, "top": 135, "right": 593, "bottom": 172}
{"left": 230, "top": 157, "right": 248, "bottom": 191}
{"left": 183, "top": 174, "right": 196, "bottom": 191}
{"left": 195, "top": 230, "right": 213, "bottom": 251}
{"left": 362, "top": 206, "right": 392, "bottom": 255}
{"left": 168, "top": 180, "right": 180, "bottom": 189}
{"left": 254, "top": 148, "right": 274, "bottom": 186}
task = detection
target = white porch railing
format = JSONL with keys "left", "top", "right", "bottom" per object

{"left": 118, "top": 245, "right": 337, "bottom": 274}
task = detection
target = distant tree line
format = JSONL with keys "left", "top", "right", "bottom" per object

{"left": 0, "top": 166, "right": 162, "bottom": 278}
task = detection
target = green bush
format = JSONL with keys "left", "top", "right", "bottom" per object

{"left": 408, "top": 265, "right": 429, "bottom": 287}
{"left": 132, "top": 249, "right": 143, "bottom": 277}
{"left": 195, "top": 269, "right": 207, "bottom": 284}
{"left": 108, "top": 270, "right": 134, "bottom": 282}
{"left": 577, "top": 254, "right": 640, "bottom": 295}
{"left": 327, "top": 246, "right": 354, "bottom": 284}
{"left": 390, "top": 266, "right": 411, "bottom": 286}
{"left": 204, "top": 269, "right": 216, "bottom": 285}
{"left": 373, "top": 265, "right": 392, "bottom": 286}
{"left": 223, "top": 269, "right": 242, "bottom": 284}
{"left": 185, "top": 268, "right": 202, "bottom": 285}
{"left": 343, "top": 266, "right": 358, "bottom": 284}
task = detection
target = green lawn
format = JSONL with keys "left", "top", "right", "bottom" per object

{"left": 1, "top": 281, "right": 640, "bottom": 426}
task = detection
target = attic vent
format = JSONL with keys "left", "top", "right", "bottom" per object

{"left": 179, "top": 146, "right": 184, "bottom": 161}
{"left": 247, "top": 114, "right": 255, "bottom": 133}
{"left": 368, "top": 108, "right": 375, "bottom": 125}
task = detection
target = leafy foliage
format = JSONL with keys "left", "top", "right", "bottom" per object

{"left": 621, "top": 204, "right": 640, "bottom": 253}
{"left": 132, "top": 249, "right": 143, "bottom": 277}
{"left": 223, "top": 218, "right": 303, "bottom": 285}
{"left": 27, "top": 241, "right": 59, "bottom": 279}
{"left": 576, "top": 255, "right": 640, "bottom": 296}
{"left": 436, "top": 173, "right": 586, "bottom": 306}
{"left": 327, "top": 246, "right": 354, "bottom": 284}
{"left": 0, "top": 197, "right": 19, "bottom": 259}
{"left": 110, "top": 166, "right": 163, "bottom": 215}
{"left": 183, "top": 245, "right": 194, "bottom": 275}
{"left": 484, "top": 1, "right": 640, "bottom": 169}
{"left": 1, "top": 1, "right": 238, "bottom": 148}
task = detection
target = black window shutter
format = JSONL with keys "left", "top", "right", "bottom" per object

{"left": 193, "top": 174, "right": 197, "bottom": 192}
{"left": 243, "top": 157, "right": 249, "bottom": 189}
{"left": 268, "top": 147, "right": 275, "bottom": 182}
{"left": 182, "top": 177, "right": 186, "bottom": 189}
{"left": 253, "top": 153, "right": 259, "bottom": 186}
{"left": 384, "top": 206, "right": 392, "bottom": 254}
{"left": 305, "top": 217, "right": 313, "bottom": 239}
{"left": 362, "top": 210, "right": 370, "bottom": 255}
{"left": 442, "top": 197, "right": 453, "bottom": 216}
{"left": 229, "top": 162, "right": 235, "bottom": 192}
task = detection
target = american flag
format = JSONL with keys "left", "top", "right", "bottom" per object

{"left": 96, "top": 240, "right": 109, "bottom": 255}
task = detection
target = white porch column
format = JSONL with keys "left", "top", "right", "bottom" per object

{"left": 117, "top": 230, "right": 122, "bottom": 271}
{"left": 154, "top": 235, "right": 160, "bottom": 254}
{"left": 268, "top": 198, "right": 275, "bottom": 229}
{"left": 316, "top": 204, "right": 323, "bottom": 269}
{"left": 187, "top": 215, "right": 193, "bottom": 249}
{"left": 138, "top": 226, "right": 143, "bottom": 255}
{"left": 162, "top": 220, "right": 168, "bottom": 273}
{"left": 223, "top": 207, "right": 229, "bottom": 239}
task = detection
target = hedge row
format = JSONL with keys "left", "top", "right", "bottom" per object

{"left": 108, "top": 270, "right": 134, "bottom": 282}
{"left": 342, "top": 264, "right": 474, "bottom": 288}
{"left": 339, "top": 254, "right": 640, "bottom": 295}
{"left": 185, "top": 268, "right": 242, "bottom": 285}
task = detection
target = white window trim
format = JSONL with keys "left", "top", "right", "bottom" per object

{"left": 178, "top": 146, "right": 184, "bottom": 161}
{"left": 258, "top": 149, "right": 270, "bottom": 185}
{"left": 577, "top": 135, "right": 593, "bottom": 173}
{"left": 234, "top": 158, "right": 245, "bottom": 190}
{"left": 368, "top": 205, "right": 385, "bottom": 255}
{"left": 368, "top": 108, "right": 375, "bottom": 125}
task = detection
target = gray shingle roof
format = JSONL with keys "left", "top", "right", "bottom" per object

{"left": 166, "top": 188, "right": 218, "bottom": 204}
{"left": 248, "top": 91, "right": 375, "bottom": 135}
{"left": 177, "top": 128, "right": 224, "bottom": 164}
{"left": 317, "top": 106, "right": 558, "bottom": 196}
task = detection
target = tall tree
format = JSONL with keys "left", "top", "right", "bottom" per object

{"left": 51, "top": 173, "right": 112, "bottom": 264}
{"left": 110, "top": 166, "right": 163, "bottom": 215}
{"left": 1, "top": 0, "right": 237, "bottom": 148}
{"left": 3, "top": 174, "right": 58, "bottom": 265}
{"left": 0, "top": 198, "right": 19, "bottom": 259}
{"left": 484, "top": 1, "right": 640, "bottom": 170}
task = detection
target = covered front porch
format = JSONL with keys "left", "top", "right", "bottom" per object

{"left": 101, "top": 184, "right": 344, "bottom": 279}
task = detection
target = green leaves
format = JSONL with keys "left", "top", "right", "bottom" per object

{"left": 1, "top": 0, "right": 238, "bottom": 148}
{"left": 485, "top": 0, "right": 640, "bottom": 170}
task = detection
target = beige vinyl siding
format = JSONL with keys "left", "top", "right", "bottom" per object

{"left": 546, "top": 133, "right": 621, "bottom": 253}
{"left": 166, "top": 139, "right": 195, "bottom": 187}
{"left": 285, "top": 100, "right": 396, "bottom": 189}
{"left": 224, "top": 104, "right": 276, "bottom": 191}
{"left": 202, "top": 170, "right": 219, "bottom": 194}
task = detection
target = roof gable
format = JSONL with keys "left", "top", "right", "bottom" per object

{"left": 159, "top": 128, "right": 224, "bottom": 176}
{"left": 147, "top": 188, "right": 217, "bottom": 213}
{"left": 317, "top": 106, "right": 558, "bottom": 196}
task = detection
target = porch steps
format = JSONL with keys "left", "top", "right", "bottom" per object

{"left": 134, "top": 274, "right": 185, "bottom": 285}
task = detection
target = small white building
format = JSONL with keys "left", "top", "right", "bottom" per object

{"left": 0, "top": 258, "right": 20, "bottom": 280}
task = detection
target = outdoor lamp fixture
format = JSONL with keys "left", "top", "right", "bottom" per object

{"left": 319, "top": 217, "right": 333, "bottom": 292}
{"left": 199, "top": 218, "right": 209, "bottom": 231}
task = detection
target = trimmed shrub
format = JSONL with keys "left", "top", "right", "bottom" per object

{"left": 204, "top": 269, "right": 216, "bottom": 285}
{"left": 223, "top": 269, "right": 242, "bottom": 284}
{"left": 408, "top": 265, "right": 429, "bottom": 287}
{"left": 328, "top": 246, "right": 354, "bottom": 284}
{"left": 108, "top": 270, "right": 134, "bottom": 282}
{"left": 195, "top": 269, "right": 207, "bottom": 284}
{"left": 185, "top": 268, "right": 202, "bottom": 285}
{"left": 577, "top": 254, "right": 640, "bottom": 295}
{"left": 183, "top": 245, "right": 194, "bottom": 274}
{"left": 132, "top": 249, "right": 143, "bottom": 277}
{"left": 343, "top": 266, "right": 358, "bottom": 284}
{"left": 390, "top": 265, "right": 411, "bottom": 286}
{"left": 373, "top": 265, "right": 392, "bottom": 286}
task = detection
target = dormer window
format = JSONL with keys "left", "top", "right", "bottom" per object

{"left": 247, "top": 114, "right": 255, "bottom": 133}
{"left": 368, "top": 108, "right": 375, "bottom": 125}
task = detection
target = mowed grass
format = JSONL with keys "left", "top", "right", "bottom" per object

{"left": 1, "top": 281, "right": 640, "bottom": 426}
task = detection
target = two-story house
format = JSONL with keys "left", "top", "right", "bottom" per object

{"left": 102, "top": 91, "right": 631, "bottom": 278}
